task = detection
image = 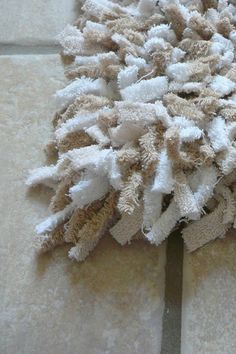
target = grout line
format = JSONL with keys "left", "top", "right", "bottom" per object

{"left": 0, "top": 44, "right": 61, "bottom": 55}
{"left": 161, "top": 227, "right": 184, "bottom": 354}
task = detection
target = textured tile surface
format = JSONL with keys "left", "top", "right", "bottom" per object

{"left": 0, "top": 55, "right": 166, "bottom": 354}
{"left": 181, "top": 231, "right": 236, "bottom": 354}
{"left": 0, "top": 0, "right": 77, "bottom": 45}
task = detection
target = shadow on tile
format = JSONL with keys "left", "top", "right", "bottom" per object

{"left": 26, "top": 184, "right": 54, "bottom": 208}
{"left": 34, "top": 235, "right": 165, "bottom": 299}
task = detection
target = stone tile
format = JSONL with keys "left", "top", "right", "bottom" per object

{"left": 0, "top": 55, "right": 166, "bottom": 354}
{"left": 181, "top": 231, "right": 236, "bottom": 354}
{"left": 0, "top": 0, "right": 77, "bottom": 45}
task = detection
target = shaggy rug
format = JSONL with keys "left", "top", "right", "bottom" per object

{"left": 27, "top": 0, "right": 236, "bottom": 261}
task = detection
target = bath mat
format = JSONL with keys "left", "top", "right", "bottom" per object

{"left": 27, "top": 0, "right": 236, "bottom": 261}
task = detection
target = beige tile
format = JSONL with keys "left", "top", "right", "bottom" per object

{"left": 0, "top": 0, "right": 77, "bottom": 45}
{"left": 0, "top": 55, "right": 166, "bottom": 354}
{"left": 181, "top": 231, "right": 236, "bottom": 354}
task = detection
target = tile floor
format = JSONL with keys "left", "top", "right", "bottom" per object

{"left": 0, "top": 52, "right": 166, "bottom": 354}
{"left": 0, "top": 1, "right": 236, "bottom": 354}
{"left": 182, "top": 231, "right": 236, "bottom": 354}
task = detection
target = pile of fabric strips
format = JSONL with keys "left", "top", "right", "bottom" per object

{"left": 27, "top": 0, "right": 236, "bottom": 261}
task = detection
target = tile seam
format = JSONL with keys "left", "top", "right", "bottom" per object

{"left": 160, "top": 228, "right": 184, "bottom": 354}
